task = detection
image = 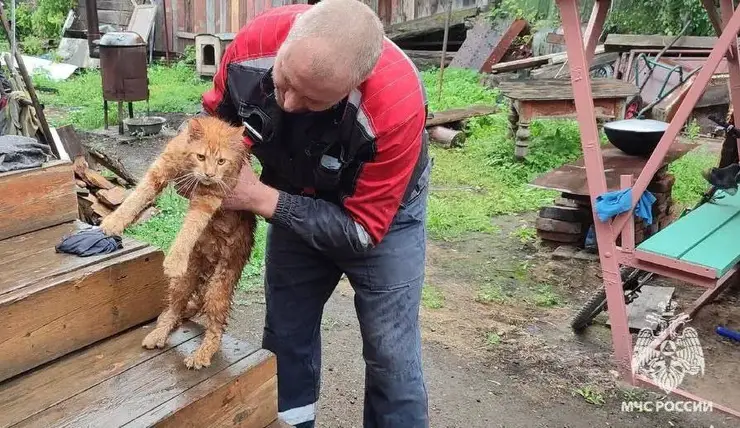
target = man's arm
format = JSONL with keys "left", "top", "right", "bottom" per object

{"left": 238, "top": 108, "right": 426, "bottom": 255}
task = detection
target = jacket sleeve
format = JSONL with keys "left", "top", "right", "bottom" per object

{"left": 267, "top": 108, "right": 426, "bottom": 255}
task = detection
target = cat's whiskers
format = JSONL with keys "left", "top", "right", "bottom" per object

{"left": 179, "top": 175, "right": 199, "bottom": 198}
{"left": 215, "top": 179, "right": 231, "bottom": 196}
{"left": 187, "top": 178, "right": 200, "bottom": 198}
{"left": 172, "top": 173, "right": 196, "bottom": 191}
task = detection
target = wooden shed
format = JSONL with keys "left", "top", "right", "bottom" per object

{"left": 71, "top": 0, "right": 490, "bottom": 56}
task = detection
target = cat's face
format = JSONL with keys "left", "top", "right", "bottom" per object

{"left": 184, "top": 117, "right": 247, "bottom": 186}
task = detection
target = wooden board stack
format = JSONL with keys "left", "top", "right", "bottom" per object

{"left": 72, "top": 156, "right": 155, "bottom": 226}
{"left": 536, "top": 167, "right": 677, "bottom": 250}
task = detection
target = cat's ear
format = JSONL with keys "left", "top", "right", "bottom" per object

{"left": 188, "top": 118, "right": 205, "bottom": 140}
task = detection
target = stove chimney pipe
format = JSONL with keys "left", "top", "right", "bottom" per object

{"left": 85, "top": 0, "right": 100, "bottom": 58}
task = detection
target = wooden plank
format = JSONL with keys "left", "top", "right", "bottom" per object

{"left": 0, "top": 244, "right": 167, "bottom": 382}
{"left": 604, "top": 34, "right": 717, "bottom": 52}
{"left": 97, "top": 186, "right": 130, "bottom": 207}
{"left": 529, "top": 52, "right": 620, "bottom": 79}
{"left": 92, "top": 0, "right": 135, "bottom": 10}
{"left": 74, "top": 8, "right": 134, "bottom": 27}
{"left": 0, "top": 327, "right": 201, "bottom": 427}
{"left": 0, "top": 222, "right": 145, "bottom": 296}
{"left": 680, "top": 207, "right": 740, "bottom": 277}
{"left": 490, "top": 54, "right": 553, "bottom": 73}
{"left": 126, "top": 350, "right": 277, "bottom": 427}
{"left": 497, "top": 78, "right": 640, "bottom": 101}
{"left": 0, "top": 160, "right": 77, "bottom": 241}
{"left": 637, "top": 190, "right": 740, "bottom": 261}
{"left": 426, "top": 104, "right": 498, "bottom": 126}
{"left": 384, "top": 6, "right": 478, "bottom": 41}
{"left": 13, "top": 325, "right": 268, "bottom": 428}
{"left": 128, "top": 4, "right": 159, "bottom": 42}
{"left": 85, "top": 145, "right": 139, "bottom": 186}
{"left": 79, "top": 167, "right": 116, "bottom": 190}
{"left": 450, "top": 15, "right": 507, "bottom": 71}
{"left": 480, "top": 18, "right": 528, "bottom": 73}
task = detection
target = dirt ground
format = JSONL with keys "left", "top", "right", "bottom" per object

{"left": 79, "top": 115, "right": 740, "bottom": 428}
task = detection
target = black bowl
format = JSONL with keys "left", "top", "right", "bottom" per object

{"left": 603, "top": 119, "right": 669, "bottom": 156}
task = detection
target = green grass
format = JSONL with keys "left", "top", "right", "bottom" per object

{"left": 33, "top": 61, "right": 210, "bottom": 129}
{"left": 669, "top": 145, "right": 719, "bottom": 212}
{"left": 476, "top": 283, "right": 506, "bottom": 304}
{"left": 421, "top": 67, "right": 584, "bottom": 240}
{"left": 572, "top": 385, "right": 606, "bottom": 406}
{"left": 125, "top": 186, "right": 268, "bottom": 291}
{"left": 421, "top": 284, "right": 445, "bottom": 309}
{"left": 484, "top": 331, "right": 501, "bottom": 347}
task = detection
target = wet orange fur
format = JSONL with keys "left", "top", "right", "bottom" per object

{"left": 99, "top": 116, "right": 257, "bottom": 369}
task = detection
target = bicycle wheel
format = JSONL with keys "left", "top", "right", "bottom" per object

{"left": 570, "top": 288, "right": 607, "bottom": 333}
{"left": 570, "top": 267, "right": 641, "bottom": 333}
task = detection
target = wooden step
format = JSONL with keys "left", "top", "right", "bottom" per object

{"left": 0, "top": 221, "right": 167, "bottom": 382}
{"left": 0, "top": 321, "right": 279, "bottom": 428}
{"left": 0, "top": 160, "right": 78, "bottom": 241}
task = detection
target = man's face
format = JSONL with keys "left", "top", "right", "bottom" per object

{"left": 272, "top": 42, "right": 352, "bottom": 113}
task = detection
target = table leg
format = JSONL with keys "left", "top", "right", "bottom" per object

{"left": 103, "top": 100, "right": 108, "bottom": 130}
{"left": 118, "top": 101, "right": 124, "bottom": 135}
{"left": 508, "top": 104, "right": 519, "bottom": 139}
{"left": 515, "top": 121, "right": 530, "bottom": 159}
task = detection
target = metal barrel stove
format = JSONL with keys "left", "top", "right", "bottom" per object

{"left": 94, "top": 31, "right": 149, "bottom": 134}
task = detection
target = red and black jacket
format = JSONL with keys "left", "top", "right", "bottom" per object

{"left": 201, "top": 4, "right": 429, "bottom": 255}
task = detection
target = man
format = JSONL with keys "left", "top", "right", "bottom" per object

{"left": 198, "top": 0, "right": 431, "bottom": 426}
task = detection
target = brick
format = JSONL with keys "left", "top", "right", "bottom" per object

{"left": 538, "top": 205, "right": 591, "bottom": 223}
{"left": 561, "top": 193, "right": 591, "bottom": 207}
{"left": 554, "top": 198, "right": 580, "bottom": 208}
{"left": 537, "top": 230, "right": 583, "bottom": 244}
{"left": 535, "top": 217, "right": 582, "bottom": 234}
{"left": 551, "top": 245, "right": 578, "bottom": 260}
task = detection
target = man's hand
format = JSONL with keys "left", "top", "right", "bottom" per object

{"left": 222, "top": 164, "right": 280, "bottom": 219}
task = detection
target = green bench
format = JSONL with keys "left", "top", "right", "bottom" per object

{"left": 636, "top": 189, "right": 740, "bottom": 279}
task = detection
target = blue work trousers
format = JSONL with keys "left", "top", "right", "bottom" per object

{"left": 261, "top": 163, "right": 431, "bottom": 428}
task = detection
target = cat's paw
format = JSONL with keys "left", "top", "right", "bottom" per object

{"left": 184, "top": 349, "right": 213, "bottom": 370}
{"left": 141, "top": 328, "right": 169, "bottom": 349}
{"left": 99, "top": 216, "right": 125, "bottom": 236}
{"left": 163, "top": 254, "right": 188, "bottom": 278}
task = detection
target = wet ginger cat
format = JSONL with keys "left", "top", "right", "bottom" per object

{"left": 99, "top": 116, "right": 257, "bottom": 369}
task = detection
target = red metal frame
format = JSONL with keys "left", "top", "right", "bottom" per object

{"left": 555, "top": 0, "right": 740, "bottom": 417}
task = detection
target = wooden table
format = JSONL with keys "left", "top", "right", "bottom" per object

{"left": 497, "top": 79, "right": 640, "bottom": 158}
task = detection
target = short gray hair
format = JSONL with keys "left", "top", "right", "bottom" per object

{"left": 280, "top": 0, "right": 385, "bottom": 88}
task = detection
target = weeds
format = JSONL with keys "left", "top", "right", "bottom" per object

{"left": 572, "top": 385, "right": 606, "bottom": 406}
{"left": 510, "top": 225, "right": 537, "bottom": 244}
{"left": 530, "top": 284, "right": 561, "bottom": 307}
{"left": 476, "top": 283, "right": 506, "bottom": 304}
{"left": 484, "top": 331, "right": 501, "bottom": 347}
{"left": 422, "top": 284, "right": 445, "bottom": 309}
